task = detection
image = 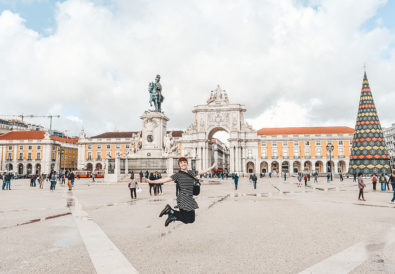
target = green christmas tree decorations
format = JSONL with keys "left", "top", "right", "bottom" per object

{"left": 349, "top": 71, "right": 391, "bottom": 176}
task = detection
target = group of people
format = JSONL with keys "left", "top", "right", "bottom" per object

{"left": 1, "top": 170, "right": 76, "bottom": 191}
{"left": 357, "top": 171, "right": 395, "bottom": 203}
{"left": 1, "top": 173, "right": 12, "bottom": 190}
{"left": 371, "top": 173, "right": 393, "bottom": 192}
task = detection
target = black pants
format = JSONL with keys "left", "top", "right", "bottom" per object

{"left": 130, "top": 188, "right": 136, "bottom": 199}
{"left": 358, "top": 189, "right": 364, "bottom": 200}
{"left": 173, "top": 209, "right": 195, "bottom": 224}
{"left": 149, "top": 184, "right": 153, "bottom": 195}
{"left": 373, "top": 182, "right": 377, "bottom": 190}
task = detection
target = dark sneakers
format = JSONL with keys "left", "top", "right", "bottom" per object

{"left": 165, "top": 215, "right": 177, "bottom": 227}
{"left": 159, "top": 204, "right": 174, "bottom": 218}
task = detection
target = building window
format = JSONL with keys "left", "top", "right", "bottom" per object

{"left": 272, "top": 143, "right": 278, "bottom": 157}
{"left": 116, "top": 145, "right": 120, "bottom": 149}
{"left": 316, "top": 146, "right": 322, "bottom": 157}
{"left": 339, "top": 140, "right": 343, "bottom": 145}
{"left": 97, "top": 145, "right": 101, "bottom": 149}
{"left": 52, "top": 151, "right": 56, "bottom": 160}
{"left": 87, "top": 152, "right": 92, "bottom": 160}
{"left": 305, "top": 141, "right": 310, "bottom": 146}
{"left": 7, "top": 153, "right": 12, "bottom": 160}
{"left": 8, "top": 146, "right": 12, "bottom": 150}
{"left": 107, "top": 145, "right": 110, "bottom": 149}
{"left": 37, "top": 146, "right": 41, "bottom": 150}
{"left": 88, "top": 145, "right": 92, "bottom": 150}
{"left": 316, "top": 141, "right": 321, "bottom": 146}
{"left": 294, "top": 142, "right": 299, "bottom": 157}
{"left": 28, "top": 153, "right": 32, "bottom": 160}
{"left": 28, "top": 146, "right": 32, "bottom": 150}
{"left": 339, "top": 147, "right": 344, "bottom": 157}
{"left": 327, "top": 141, "right": 332, "bottom": 145}
{"left": 97, "top": 152, "right": 101, "bottom": 160}
{"left": 20, "top": 146, "right": 23, "bottom": 150}
{"left": 37, "top": 152, "right": 41, "bottom": 159}
{"left": 261, "top": 143, "right": 267, "bottom": 158}
{"left": 126, "top": 145, "right": 130, "bottom": 149}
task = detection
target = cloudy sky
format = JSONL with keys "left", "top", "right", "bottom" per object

{"left": 0, "top": 0, "right": 394, "bottom": 138}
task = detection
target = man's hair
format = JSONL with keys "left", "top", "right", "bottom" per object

{"left": 178, "top": 157, "right": 188, "bottom": 165}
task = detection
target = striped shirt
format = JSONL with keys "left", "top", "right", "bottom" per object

{"left": 171, "top": 170, "right": 198, "bottom": 211}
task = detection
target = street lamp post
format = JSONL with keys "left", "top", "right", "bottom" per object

{"left": 326, "top": 144, "right": 334, "bottom": 181}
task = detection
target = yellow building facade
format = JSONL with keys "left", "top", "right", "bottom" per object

{"left": 249, "top": 127, "right": 354, "bottom": 175}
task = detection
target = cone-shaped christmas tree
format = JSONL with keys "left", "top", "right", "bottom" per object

{"left": 349, "top": 71, "right": 391, "bottom": 176}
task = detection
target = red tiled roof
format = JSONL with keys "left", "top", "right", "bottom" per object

{"left": 0, "top": 131, "right": 78, "bottom": 144}
{"left": 257, "top": 126, "right": 354, "bottom": 135}
{"left": 50, "top": 136, "right": 79, "bottom": 144}
{"left": 0, "top": 131, "right": 45, "bottom": 140}
{"left": 91, "top": 132, "right": 137, "bottom": 138}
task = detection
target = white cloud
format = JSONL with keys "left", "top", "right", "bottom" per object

{"left": 246, "top": 99, "right": 312, "bottom": 129}
{"left": 0, "top": 0, "right": 394, "bottom": 137}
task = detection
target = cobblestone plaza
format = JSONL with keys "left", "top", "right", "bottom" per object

{"left": 1, "top": 176, "right": 395, "bottom": 273}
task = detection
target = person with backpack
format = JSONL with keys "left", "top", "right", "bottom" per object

{"left": 143, "top": 157, "right": 216, "bottom": 227}
{"left": 251, "top": 174, "right": 258, "bottom": 190}
{"left": 372, "top": 173, "right": 377, "bottom": 191}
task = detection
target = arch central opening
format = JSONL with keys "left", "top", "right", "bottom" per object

{"left": 208, "top": 127, "right": 230, "bottom": 174}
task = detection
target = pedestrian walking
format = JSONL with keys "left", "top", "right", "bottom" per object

{"left": 67, "top": 170, "right": 74, "bottom": 191}
{"left": 233, "top": 173, "right": 239, "bottom": 190}
{"left": 38, "top": 174, "right": 44, "bottom": 189}
{"left": 340, "top": 173, "right": 343, "bottom": 182}
{"left": 372, "top": 173, "right": 377, "bottom": 191}
{"left": 304, "top": 174, "right": 308, "bottom": 186}
{"left": 353, "top": 173, "right": 357, "bottom": 182}
{"left": 149, "top": 172, "right": 156, "bottom": 196}
{"left": 314, "top": 172, "right": 318, "bottom": 183}
{"left": 61, "top": 174, "right": 65, "bottom": 184}
{"left": 358, "top": 173, "right": 366, "bottom": 201}
{"left": 380, "top": 174, "right": 386, "bottom": 191}
{"left": 327, "top": 173, "right": 330, "bottom": 182}
{"left": 128, "top": 174, "right": 138, "bottom": 199}
{"left": 389, "top": 171, "right": 395, "bottom": 203}
{"left": 284, "top": 172, "right": 287, "bottom": 181}
{"left": 139, "top": 171, "right": 143, "bottom": 183}
{"left": 3, "top": 173, "right": 11, "bottom": 190}
{"left": 385, "top": 173, "right": 390, "bottom": 191}
{"left": 144, "top": 157, "right": 216, "bottom": 227}
{"left": 49, "top": 171, "right": 57, "bottom": 191}
{"left": 2, "top": 173, "right": 6, "bottom": 190}
{"left": 251, "top": 174, "right": 257, "bottom": 190}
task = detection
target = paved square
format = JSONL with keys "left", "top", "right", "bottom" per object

{"left": 1, "top": 176, "right": 395, "bottom": 273}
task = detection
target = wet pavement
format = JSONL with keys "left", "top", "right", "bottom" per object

{"left": 1, "top": 176, "right": 394, "bottom": 273}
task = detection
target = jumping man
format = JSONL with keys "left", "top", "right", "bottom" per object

{"left": 144, "top": 157, "right": 216, "bottom": 227}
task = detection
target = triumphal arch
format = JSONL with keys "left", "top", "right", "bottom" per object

{"left": 180, "top": 85, "right": 258, "bottom": 174}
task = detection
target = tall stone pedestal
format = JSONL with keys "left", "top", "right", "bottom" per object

{"left": 137, "top": 111, "right": 169, "bottom": 158}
